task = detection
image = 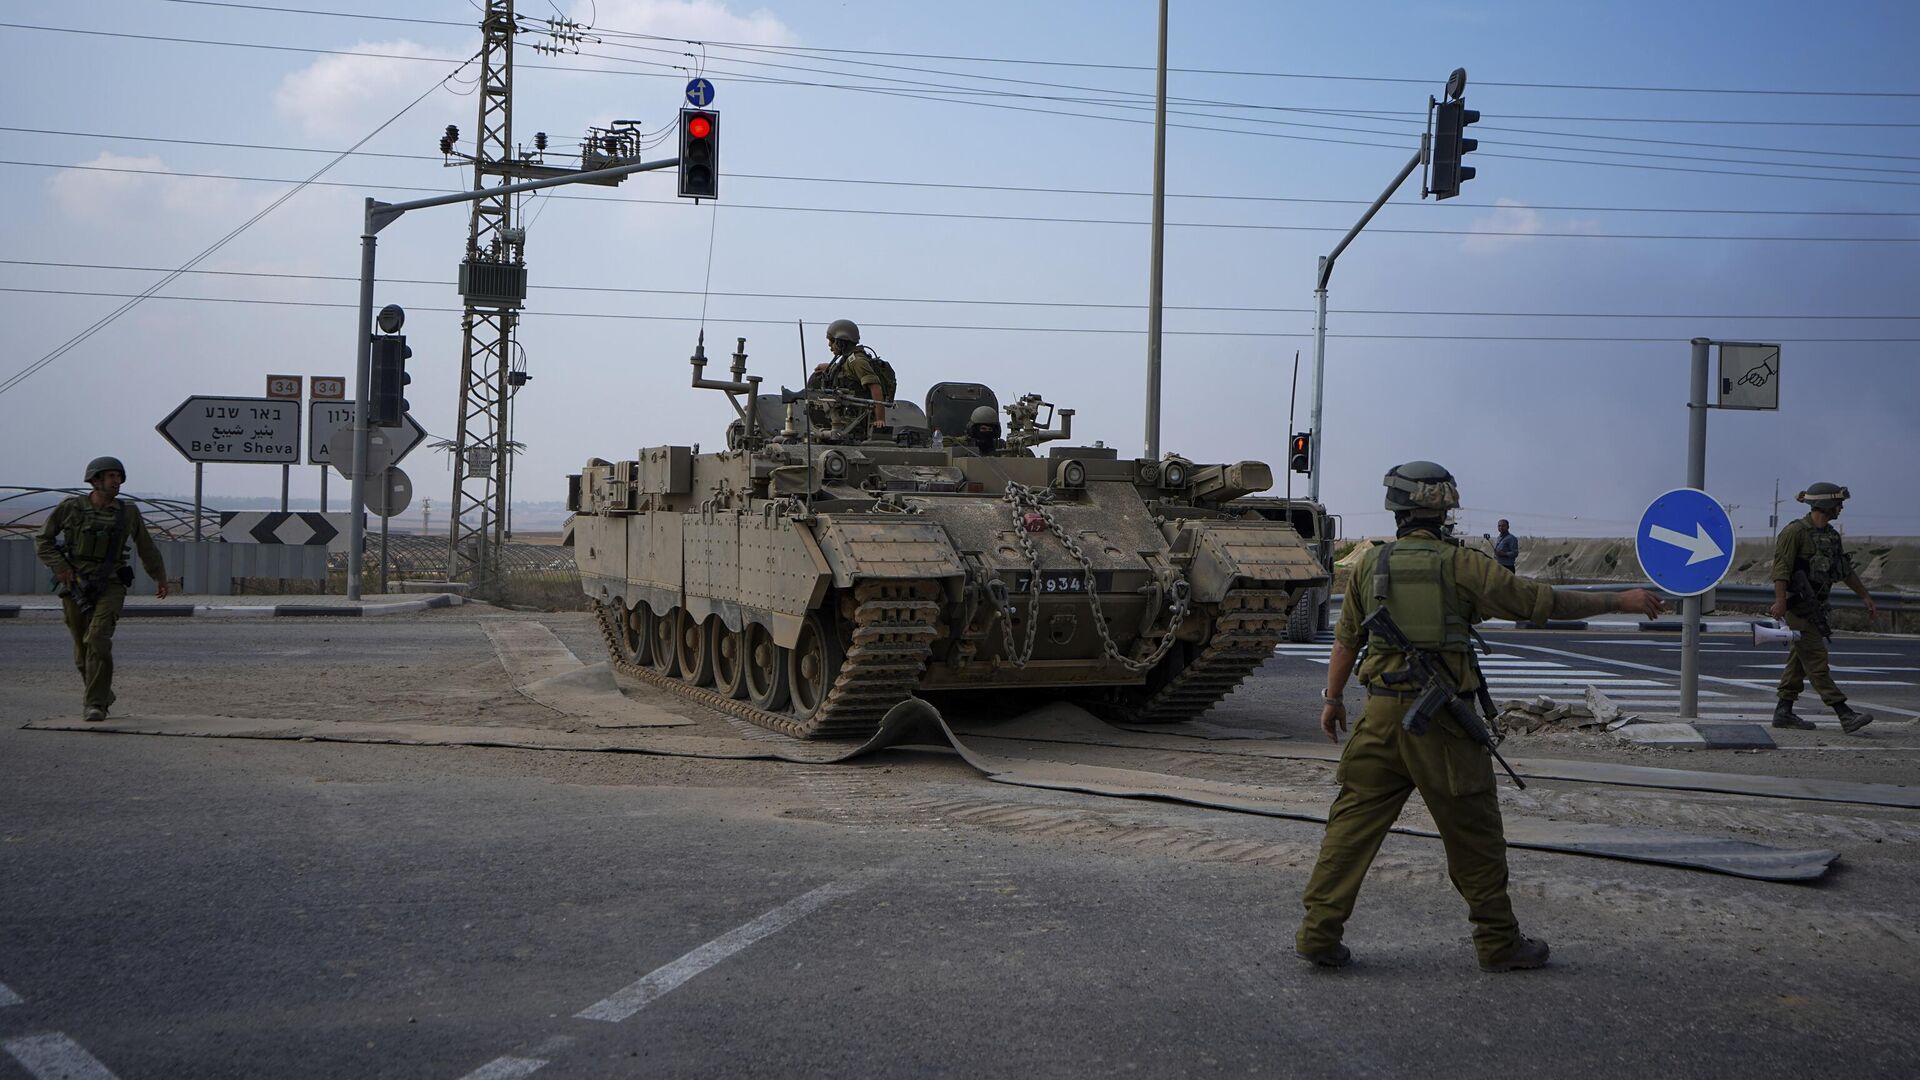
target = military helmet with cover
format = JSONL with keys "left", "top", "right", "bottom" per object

{"left": 1796, "top": 481, "right": 1849, "bottom": 511}
{"left": 968, "top": 405, "right": 999, "bottom": 428}
{"left": 85, "top": 456, "right": 127, "bottom": 483}
{"left": 1382, "top": 460, "right": 1459, "bottom": 515}
{"left": 826, "top": 319, "right": 861, "bottom": 345}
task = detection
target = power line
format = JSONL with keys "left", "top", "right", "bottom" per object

{"left": 152, "top": 0, "right": 1920, "bottom": 98}
{"left": 8, "top": 158, "right": 1914, "bottom": 242}
{"left": 10, "top": 21, "right": 1919, "bottom": 188}
{"left": 8, "top": 260, "right": 1918, "bottom": 321}
{"left": 0, "top": 52, "right": 482, "bottom": 398}
{"left": 10, "top": 289, "right": 1919, "bottom": 343}
{"left": 12, "top": 125, "right": 1917, "bottom": 217}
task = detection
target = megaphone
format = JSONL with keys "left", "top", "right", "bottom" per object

{"left": 1752, "top": 620, "right": 1800, "bottom": 647}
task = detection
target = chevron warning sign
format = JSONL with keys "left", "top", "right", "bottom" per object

{"left": 218, "top": 512, "right": 350, "bottom": 548}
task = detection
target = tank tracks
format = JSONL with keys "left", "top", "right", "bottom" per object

{"left": 594, "top": 580, "right": 942, "bottom": 741}
{"left": 1104, "top": 588, "right": 1295, "bottom": 725}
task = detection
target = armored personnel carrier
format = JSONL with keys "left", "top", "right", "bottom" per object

{"left": 565, "top": 336, "right": 1328, "bottom": 739}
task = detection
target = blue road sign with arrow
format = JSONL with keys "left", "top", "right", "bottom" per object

{"left": 1635, "top": 487, "right": 1735, "bottom": 596}
{"left": 685, "top": 78, "right": 715, "bottom": 107}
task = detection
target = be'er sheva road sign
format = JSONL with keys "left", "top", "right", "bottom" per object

{"left": 156, "top": 396, "right": 300, "bottom": 464}
{"left": 1635, "top": 487, "right": 1735, "bottom": 597}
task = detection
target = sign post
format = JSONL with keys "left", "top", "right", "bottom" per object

{"left": 1636, "top": 487, "right": 1735, "bottom": 718}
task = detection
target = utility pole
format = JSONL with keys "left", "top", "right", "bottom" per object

{"left": 445, "top": 0, "right": 523, "bottom": 599}
{"left": 1771, "top": 478, "right": 1781, "bottom": 536}
{"left": 1142, "top": 0, "right": 1168, "bottom": 460}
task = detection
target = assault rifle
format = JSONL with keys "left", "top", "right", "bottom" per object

{"left": 1787, "top": 568, "right": 1832, "bottom": 640}
{"left": 1360, "top": 605, "right": 1525, "bottom": 789}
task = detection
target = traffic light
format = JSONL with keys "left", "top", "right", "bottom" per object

{"left": 370, "top": 334, "right": 411, "bottom": 427}
{"left": 1430, "top": 98, "right": 1481, "bottom": 200}
{"left": 678, "top": 108, "right": 718, "bottom": 200}
{"left": 1289, "top": 432, "right": 1311, "bottom": 474}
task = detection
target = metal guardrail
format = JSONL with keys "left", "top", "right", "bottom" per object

{"left": 1563, "top": 581, "right": 1917, "bottom": 612}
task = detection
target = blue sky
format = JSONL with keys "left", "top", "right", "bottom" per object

{"left": 3, "top": 0, "right": 1915, "bottom": 538}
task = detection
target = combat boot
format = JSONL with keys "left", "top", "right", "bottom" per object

{"left": 1295, "top": 943, "right": 1352, "bottom": 969}
{"left": 83, "top": 705, "right": 107, "bottom": 722}
{"left": 1836, "top": 704, "right": 1875, "bottom": 735}
{"left": 1479, "top": 936, "right": 1550, "bottom": 973}
{"left": 1771, "top": 700, "right": 1815, "bottom": 730}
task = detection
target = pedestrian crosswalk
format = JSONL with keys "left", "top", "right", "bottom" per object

{"left": 1270, "top": 633, "right": 1794, "bottom": 723}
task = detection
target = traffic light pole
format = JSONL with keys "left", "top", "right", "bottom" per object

{"left": 345, "top": 156, "right": 679, "bottom": 599}
{"left": 1308, "top": 134, "right": 1428, "bottom": 503}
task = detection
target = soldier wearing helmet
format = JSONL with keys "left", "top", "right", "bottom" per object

{"left": 1767, "top": 482, "right": 1877, "bottom": 733}
{"left": 964, "top": 405, "right": 1004, "bottom": 455}
{"left": 1296, "top": 461, "right": 1664, "bottom": 974}
{"left": 34, "top": 456, "right": 170, "bottom": 721}
{"left": 809, "top": 318, "right": 894, "bottom": 441}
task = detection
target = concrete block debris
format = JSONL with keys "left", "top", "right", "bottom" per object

{"left": 1496, "top": 686, "right": 1638, "bottom": 734}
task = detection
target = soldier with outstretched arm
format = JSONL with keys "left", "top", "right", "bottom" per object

{"left": 1295, "top": 461, "right": 1664, "bottom": 973}
{"left": 1767, "top": 482, "right": 1877, "bottom": 733}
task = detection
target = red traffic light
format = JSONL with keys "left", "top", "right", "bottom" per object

{"left": 686, "top": 114, "right": 712, "bottom": 139}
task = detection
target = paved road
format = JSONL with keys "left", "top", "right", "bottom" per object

{"left": 3, "top": 614, "right": 1917, "bottom": 1078}
{"left": 1272, "top": 626, "right": 1920, "bottom": 723}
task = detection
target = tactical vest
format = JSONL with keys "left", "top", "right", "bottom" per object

{"left": 62, "top": 498, "right": 128, "bottom": 569}
{"left": 1367, "top": 537, "right": 1476, "bottom": 657}
{"left": 831, "top": 346, "right": 897, "bottom": 402}
{"left": 1797, "top": 523, "right": 1847, "bottom": 596}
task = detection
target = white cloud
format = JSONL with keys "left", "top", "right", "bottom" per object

{"left": 569, "top": 0, "right": 798, "bottom": 46}
{"left": 273, "top": 40, "right": 468, "bottom": 140}
{"left": 1460, "top": 197, "right": 1603, "bottom": 254}
{"left": 45, "top": 153, "right": 261, "bottom": 227}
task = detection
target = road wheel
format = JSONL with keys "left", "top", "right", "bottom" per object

{"left": 745, "top": 623, "right": 790, "bottom": 711}
{"left": 612, "top": 601, "right": 652, "bottom": 666}
{"left": 787, "top": 611, "right": 843, "bottom": 722}
{"left": 677, "top": 610, "right": 716, "bottom": 686}
{"left": 713, "top": 621, "right": 751, "bottom": 699}
{"left": 650, "top": 606, "right": 682, "bottom": 677}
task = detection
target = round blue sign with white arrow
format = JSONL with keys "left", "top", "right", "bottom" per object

{"left": 1635, "top": 487, "right": 1736, "bottom": 597}
{"left": 685, "top": 78, "right": 716, "bottom": 107}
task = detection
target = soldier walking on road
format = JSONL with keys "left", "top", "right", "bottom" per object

{"left": 34, "top": 457, "right": 170, "bottom": 721}
{"left": 1492, "top": 519, "right": 1519, "bottom": 572}
{"left": 1769, "top": 483, "right": 1877, "bottom": 734}
{"left": 1295, "top": 461, "right": 1664, "bottom": 973}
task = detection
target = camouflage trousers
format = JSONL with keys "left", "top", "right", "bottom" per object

{"left": 1298, "top": 692, "right": 1521, "bottom": 965}
{"left": 61, "top": 581, "right": 127, "bottom": 710}
{"left": 1777, "top": 610, "right": 1846, "bottom": 708}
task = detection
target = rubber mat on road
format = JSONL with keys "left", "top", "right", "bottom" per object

{"left": 918, "top": 702, "right": 1841, "bottom": 883}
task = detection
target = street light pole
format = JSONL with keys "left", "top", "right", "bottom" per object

{"left": 1143, "top": 0, "right": 1169, "bottom": 461}
{"left": 345, "top": 155, "right": 681, "bottom": 599}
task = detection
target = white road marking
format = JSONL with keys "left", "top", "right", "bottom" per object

{"left": 458, "top": 1057, "right": 548, "bottom": 1080}
{"left": 4, "top": 1033, "right": 119, "bottom": 1080}
{"left": 0, "top": 981, "right": 21, "bottom": 1007}
{"left": 1497, "top": 641, "right": 1920, "bottom": 719}
{"left": 576, "top": 880, "right": 864, "bottom": 1023}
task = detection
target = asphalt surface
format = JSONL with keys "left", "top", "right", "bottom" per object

{"left": 3, "top": 613, "right": 1918, "bottom": 1079}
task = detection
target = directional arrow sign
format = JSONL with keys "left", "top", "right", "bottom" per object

{"left": 156, "top": 396, "right": 301, "bottom": 464}
{"left": 310, "top": 402, "right": 427, "bottom": 468}
{"left": 1635, "top": 487, "right": 1736, "bottom": 597}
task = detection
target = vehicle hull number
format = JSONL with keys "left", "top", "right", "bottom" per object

{"left": 1013, "top": 570, "right": 1112, "bottom": 594}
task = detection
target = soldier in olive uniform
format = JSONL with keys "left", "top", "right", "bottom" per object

{"left": 809, "top": 318, "right": 892, "bottom": 441}
{"left": 35, "top": 457, "right": 170, "bottom": 721}
{"left": 1296, "top": 461, "right": 1664, "bottom": 972}
{"left": 1769, "top": 483, "right": 1877, "bottom": 734}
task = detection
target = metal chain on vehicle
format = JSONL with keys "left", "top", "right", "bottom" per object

{"left": 1001, "top": 481, "right": 1189, "bottom": 672}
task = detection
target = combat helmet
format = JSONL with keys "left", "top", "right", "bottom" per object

{"left": 84, "top": 456, "right": 127, "bottom": 483}
{"left": 1796, "top": 481, "right": 1849, "bottom": 511}
{"left": 1382, "top": 460, "right": 1459, "bottom": 516}
{"left": 826, "top": 319, "right": 861, "bottom": 345}
{"left": 968, "top": 405, "right": 999, "bottom": 429}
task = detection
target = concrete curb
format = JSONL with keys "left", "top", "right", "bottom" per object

{"left": 0, "top": 594, "right": 461, "bottom": 619}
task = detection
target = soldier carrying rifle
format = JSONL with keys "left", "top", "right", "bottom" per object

{"left": 1295, "top": 461, "right": 1663, "bottom": 973}
{"left": 1768, "top": 482, "right": 1877, "bottom": 734}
